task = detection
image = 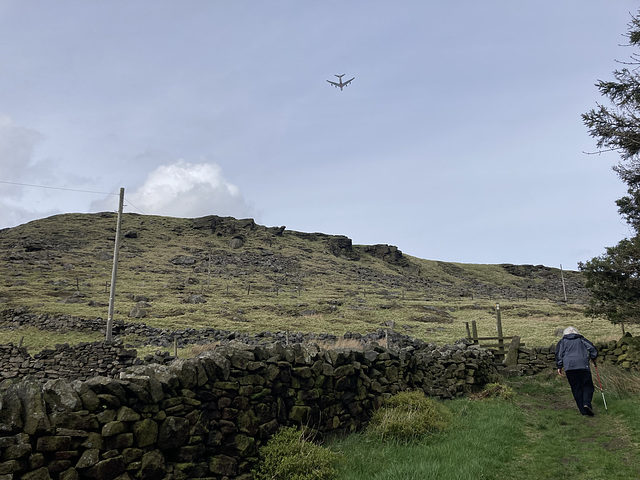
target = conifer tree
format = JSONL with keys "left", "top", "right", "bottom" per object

{"left": 580, "top": 12, "right": 640, "bottom": 326}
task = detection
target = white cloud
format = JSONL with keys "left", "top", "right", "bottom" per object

{"left": 0, "top": 115, "right": 62, "bottom": 227}
{"left": 93, "top": 160, "right": 254, "bottom": 219}
{"left": 0, "top": 114, "right": 45, "bottom": 183}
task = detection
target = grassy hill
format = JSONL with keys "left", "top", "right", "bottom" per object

{"left": 0, "top": 213, "right": 634, "bottom": 352}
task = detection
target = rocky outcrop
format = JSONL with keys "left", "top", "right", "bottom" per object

{"left": 361, "top": 244, "right": 409, "bottom": 267}
{"left": 327, "top": 236, "right": 360, "bottom": 261}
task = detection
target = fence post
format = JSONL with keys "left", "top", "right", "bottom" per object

{"left": 496, "top": 303, "right": 504, "bottom": 354}
{"left": 471, "top": 320, "right": 478, "bottom": 345}
{"left": 503, "top": 335, "right": 521, "bottom": 368}
{"left": 465, "top": 322, "right": 471, "bottom": 340}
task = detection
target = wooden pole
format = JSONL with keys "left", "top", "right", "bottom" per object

{"left": 106, "top": 187, "right": 125, "bottom": 342}
{"left": 496, "top": 303, "right": 504, "bottom": 354}
{"left": 471, "top": 320, "right": 478, "bottom": 345}
{"left": 560, "top": 264, "right": 568, "bottom": 303}
{"left": 465, "top": 322, "right": 471, "bottom": 340}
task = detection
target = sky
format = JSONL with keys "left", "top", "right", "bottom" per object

{"left": 1, "top": 1, "right": 639, "bottom": 270}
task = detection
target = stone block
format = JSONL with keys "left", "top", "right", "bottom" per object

{"left": 209, "top": 454, "right": 237, "bottom": 477}
{"left": 133, "top": 419, "right": 158, "bottom": 448}
{"left": 0, "top": 460, "right": 22, "bottom": 475}
{"left": 138, "top": 450, "right": 165, "bottom": 480}
{"left": 76, "top": 449, "right": 100, "bottom": 469}
{"left": 59, "top": 467, "right": 79, "bottom": 480}
{"left": 116, "top": 407, "right": 140, "bottom": 422}
{"left": 157, "top": 416, "right": 190, "bottom": 450}
{"left": 35, "top": 436, "right": 72, "bottom": 452}
{"left": 101, "top": 421, "right": 126, "bottom": 437}
{"left": 175, "top": 444, "right": 205, "bottom": 463}
{"left": 289, "top": 406, "right": 311, "bottom": 423}
{"left": 20, "top": 467, "right": 51, "bottom": 480}
{"left": 84, "top": 456, "right": 125, "bottom": 480}
{"left": 121, "top": 448, "right": 143, "bottom": 465}
{"left": 4, "top": 443, "right": 32, "bottom": 460}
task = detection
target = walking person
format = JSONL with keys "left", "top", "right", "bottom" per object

{"left": 555, "top": 326, "right": 598, "bottom": 416}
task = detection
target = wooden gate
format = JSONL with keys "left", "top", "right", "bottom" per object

{"left": 465, "top": 303, "right": 524, "bottom": 356}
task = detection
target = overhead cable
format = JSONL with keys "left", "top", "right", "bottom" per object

{"left": 0, "top": 180, "right": 118, "bottom": 196}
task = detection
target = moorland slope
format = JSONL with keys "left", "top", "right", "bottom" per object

{"left": 0, "top": 213, "right": 620, "bottom": 351}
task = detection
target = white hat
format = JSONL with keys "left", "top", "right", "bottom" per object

{"left": 563, "top": 326, "right": 580, "bottom": 336}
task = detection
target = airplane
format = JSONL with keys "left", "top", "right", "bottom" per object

{"left": 326, "top": 74, "right": 355, "bottom": 91}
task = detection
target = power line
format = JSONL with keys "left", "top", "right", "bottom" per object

{"left": 0, "top": 180, "right": 119, "bottom": 196}
{"left": 1, "top": 180, "right": 146, "bottom": 215}
{"left": 124, "top": 198, "right": 145, "bottom": 214}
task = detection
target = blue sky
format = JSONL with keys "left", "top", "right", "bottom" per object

{"left": 1, "top": 1, "right": 638, "bottom": 269}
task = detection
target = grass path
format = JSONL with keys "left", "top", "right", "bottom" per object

{"left": 499, "top": 372, "right": 640, "bottom": 480}
{"left": 332, "top": 370, "right": 640, "bottom": 480}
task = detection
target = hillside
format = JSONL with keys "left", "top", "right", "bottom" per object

{"left": 0, "top": 212, "right": 623, "bottom": 351}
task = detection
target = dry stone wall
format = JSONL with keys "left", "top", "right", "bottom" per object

{"left": 592, "top": 333, "right": 640, "bottom": 369}
{"left": 508, "top": 333, "right": 640, "bottom": 375}
{"left": 0, "top": 309, "right": 407, "bottom": 350}
{"left": 0, "top": 341, "right": 498, "bottom": 480}
{"left": 0, "top": 343, "right": 140, "bottom": 382}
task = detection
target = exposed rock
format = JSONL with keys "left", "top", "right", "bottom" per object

{"left": 182, "top": 294, "right": 206, "bottom": 304}
{"left": 138, "top": 450, "right": 165, "bottom": 480}
{"left": 43, "top": 379, "right": 83, "bottom": 412}
{"left": 157, "top": 416, "right": 190, "bottom": 450}
{"left": 229, "top": 236, "right": 244, "bottom": 249}
{"left": 128, "top": 306, "right": 147, "bottom": 319}
{"left": 169, "top": 256, "right": 197, "bottom": 266}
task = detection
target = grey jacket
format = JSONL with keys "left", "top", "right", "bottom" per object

{"left": 555, "top": 333, "right": 598, "bottom": 371}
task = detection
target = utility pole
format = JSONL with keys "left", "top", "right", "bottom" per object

{"left": 106, "top": 187, "right": 124, "bottom": 342}
{"left": 496, "top": 303, "right": 504, "bottom": 354}
{"left": 560, "top": 264, "right": 568, "bottom": 303}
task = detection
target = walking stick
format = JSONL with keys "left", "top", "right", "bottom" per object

{"left": 594, "top": 362, "right": 608, "bottom": 412}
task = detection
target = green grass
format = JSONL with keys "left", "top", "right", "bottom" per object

{"left": 498, "top": 372, "right": 640, "bottom": 480}
{"left": 0, "top": 327, "right": 102, "bottom": 352}
{"left": 330, "top": 370, "right": 640, "bottom": 480}
{"left": 331, "top": 399, "right": 523, "bottom": 479}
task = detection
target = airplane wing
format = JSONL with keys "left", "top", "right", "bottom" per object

{"left": 343, "top": 77, "right": 355, "bottom": 86}
{"left": 326, "top": 80, "right": 340, "bottom": 86}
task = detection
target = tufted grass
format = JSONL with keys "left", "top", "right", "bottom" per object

{"left": 592, "top": 363, "right": 640, "bottom": 398}
{"left": 253, "top": 426, "right": 344, "bottom": 480}
{"left": 366, "top": 390, "right": 451, "bottom": 442}
{"left": 332, "top": 397, "right": 523, "bottom": 479}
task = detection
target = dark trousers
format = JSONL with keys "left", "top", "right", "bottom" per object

{"left": 565, "top": 368, "right": 595, "bottom": 415}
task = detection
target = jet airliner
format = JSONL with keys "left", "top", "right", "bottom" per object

{"left": 326, "top": 74, "right": 355, "bottom": 91}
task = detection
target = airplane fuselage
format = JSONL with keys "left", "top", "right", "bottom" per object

{"left": 327, "top": 74, "right": 354, "bottom": 91}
